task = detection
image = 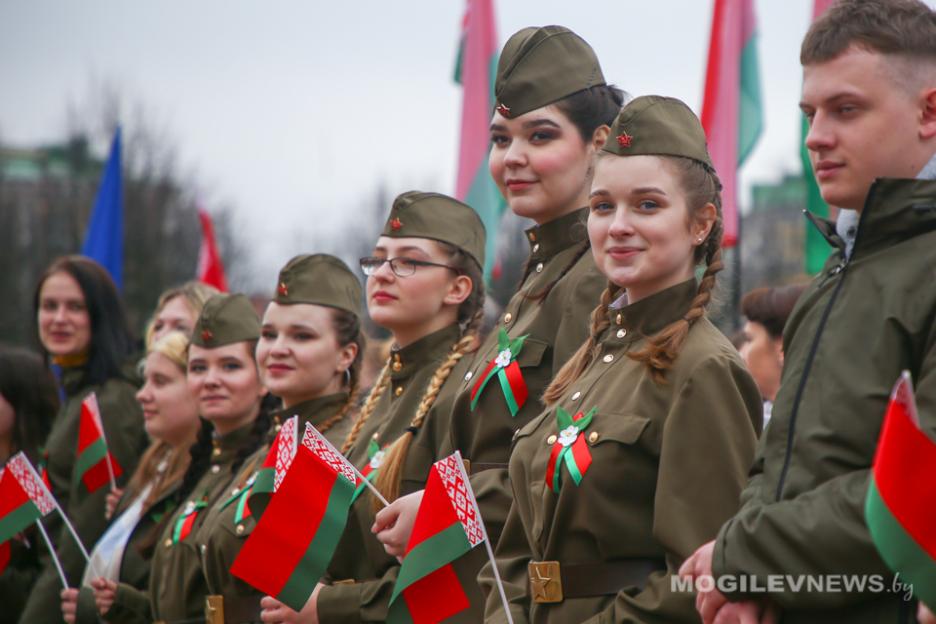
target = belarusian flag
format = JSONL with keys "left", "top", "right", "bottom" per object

{"left": 229, "top": 415, "right": 298, "bottom": 523}
{"left": 388, "top": 452, "right": 486, "bottom": 623}
{"left": 700, "top": 0, "right": 764, "bottom": 248}
{"left": 74, "top": 392, "right": 122, "bottom": 493}
{"left": 454, "top": 0, "right": 504, "bottom": 280}
{"left": 865, "top": 372, "right": 936, "bottom": 609}
{"left": 0, "top": 454, "right": 57, "bottom": 543}
{"left": 229, "top": 443, "right": 356, "bottom": 611}
{"left": 802, "top": 0, "right": 837, "bottom": 274}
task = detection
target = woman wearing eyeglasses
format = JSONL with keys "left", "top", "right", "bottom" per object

{"left": 259, "top": 191, "right": 487, "bottom": 623}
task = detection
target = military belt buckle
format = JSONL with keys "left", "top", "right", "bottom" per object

{"left": 529, "top": 560, "right": 563, "bottom": 603}
{"left": 205, "top": 595, "right": 224, "bottom": 624}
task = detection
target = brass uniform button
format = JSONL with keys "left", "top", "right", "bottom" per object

{"left": 603, "top": 354, "right": 614, "bottom": 363}
{"left": 274, "top": 424, "right": 282, "bottom": 432}
{"left": 535, "top": 262, "right": 544, "bottom": 273}
{"left": 372, "top": 432, "right": 379, "bottom": 440}
{"left": 464, "top": 371, "right": 473, "bottom": 382}
{"left": 617, "top": 329, "right": 627, "bottom": 338}
{"left": 392, "top": 361, "right": 402, "bottom": 372}
{"left": 588, "top": 431, "right": 599, "bottom": 443}
{"left": 212, "top": 447, "right": 221, "bottom": 457}
{"left": 394, "top": 386, "right": 404, "bottom": 397}
{"left": 164, "top": 538, "right": 173, "bottom": 548}
{"left": 528, "top": 231, "right": 537, "bottom": 242}
{"left": 615, "top": 313, "right": 623, "bottom": 325}
{"left": 571, "top": 391, "right": 581, "bottom": 401}
{"left": 211, "top": 465, "right": 220, "bottom": 474}
{"left": 547, "top": 434, "right": 557, "bottom": 445}
{"left": 236, "top": 524, "right": 245, "bottom": 535}
{"left": 532, "top": 243, "right": 540, "bottom": 253}
{"left": 504, "top": 312, "right": 512, "bottom": 324}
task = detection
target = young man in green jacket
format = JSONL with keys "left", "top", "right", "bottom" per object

{"left": 680, "top": 1, "right": 936, "bottom": 622}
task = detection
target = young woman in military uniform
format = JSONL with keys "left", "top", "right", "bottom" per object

{"left": 20, "top": 256, "right": 147, "bottom": 624}
{"left": 59, "top": 331, "right": 201, "bottom": 623}
{"left": 193, "top": 254, "right": 365, "bottom": 623}
{"left": 259, "top": 191, "right": 486, "bottom": 623}
{"left": 374, "top": 26, "right": 623, "bottom": 555}
{"left": 102, "top": 293, "right": 270, "bottom": 623}
{"left": 480, "top": 96, "right": 762, "bottom": 623}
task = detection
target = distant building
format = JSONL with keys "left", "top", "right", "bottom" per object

{"left": 740, "top": 173, "right": 820, "bottom": 294}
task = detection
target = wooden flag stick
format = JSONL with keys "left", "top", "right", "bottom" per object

{"left": 348, "top": 461, "right": 390, "bottom": 508}
{"left": 35, "top": 519, "right": 68, "bottom": 588}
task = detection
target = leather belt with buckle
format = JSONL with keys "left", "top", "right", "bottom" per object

{"left": 529, "top": 558, "right": 666, "bottom": 604}
{"left": 205, "top": 595, "right": 224, "bottom": 624}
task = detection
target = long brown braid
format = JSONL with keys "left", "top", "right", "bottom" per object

{"left": 543, "top": 283, "right": 618, "bottom": 405}
{"left": 628, "top": 158, "right": 724, "bottom": 383}
{"left": 545, "top": 156, "right": 724, "bottom": 400}
{"left": 340, "top": 362, "right": 391, "bottom": 455}
{"left": 370, "top": 244, "right": 486, "bottom": 510}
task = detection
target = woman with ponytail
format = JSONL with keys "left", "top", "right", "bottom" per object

{"left": 481, "top": 96, "right": 762, "bottom": 623}
{"left": 193, "top": 254, "right": 364, "bottom": 622}
{"left": 259, "top": 191, "right": 486, "bottom": 623}
{"left": 107, "top": 293, "right": 269, "bottom": 623}
{"left": 60, "top": 331, "right": 200, "bottom": 624}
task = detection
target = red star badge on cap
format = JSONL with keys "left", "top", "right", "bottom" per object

{"left": 390, "top": 217, "right": 403, "bottom": 231}
{"left": 201, "top": 329, "right": 213, "bottom": 343}
{"left": 617, "top": 132, "right": 633, "bottom": 148}
{"left": 277, "top": 282, "right": 288, "bottom": 296}
{"left": 496, "top": 103, "right": 511, "bottom": 118}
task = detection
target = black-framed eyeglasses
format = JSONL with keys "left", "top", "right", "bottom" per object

{"left": 359, "top": 256, "right": 459, "bottom": 278}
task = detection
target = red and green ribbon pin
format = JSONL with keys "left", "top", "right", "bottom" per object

{"left": 470, "top": 328, "right": 529, "bottom": 417}
{"left": 351, "top": 439, "right": 385, "bottom": 504}
{"left": 172, "top": 498, "right": 207, "bottom": 544}
{"left": 545, "top": 406, "right": 597, "bottom": 493}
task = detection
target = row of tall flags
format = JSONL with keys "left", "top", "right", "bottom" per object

{"left": 79, "top": 128, "right": 229, "bottom": 292}
{"left": 2, "top": 373, "right": 931, "bottom": 615}
{"left": 77, "top": 2, "right": 839, "bottom": 291}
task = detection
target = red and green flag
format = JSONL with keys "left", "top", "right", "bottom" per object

{"left": 700, "top": 0, "right": 764, "bottom": 248}
{"left": 75, "top": 392, "right": 122, "bottom": 493}
{"left": 865, "top": 372, "right": 936, "bottom": 610}
{"left": 388, "top": 452, "right": 487, "bottom": 623}
{"left": 230, "top": 443, "right": 356, "bottom": 611}
{"left": 226, "top": 415, "right": 298, "bottom": 524}
{"left": 802, "top": 0, "right": 837, "bottom": 274}
{"left": 0, "top": 453, "right": 57, "bottom": 544}
{"left": 454, "top": 0, "right": 504, "bottom": 280}
{"left": 470, "top": 328, "right": 529, "bottom": 417}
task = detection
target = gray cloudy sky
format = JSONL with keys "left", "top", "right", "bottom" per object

{"left": 2, "top": 0, "right": 821, "bottom": 287}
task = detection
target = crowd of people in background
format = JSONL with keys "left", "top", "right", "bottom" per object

{"left": 2, "top": 0, "right": 935, "bottom": 622}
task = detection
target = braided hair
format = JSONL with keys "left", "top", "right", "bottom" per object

{"left": 544, "top": 156, "right": 724, "bottom": 401}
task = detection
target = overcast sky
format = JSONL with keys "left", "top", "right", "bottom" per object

{"left": 2, "top": 0, "right": 827, "bottom": 287}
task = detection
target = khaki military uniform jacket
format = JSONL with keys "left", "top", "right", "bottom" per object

{"left": 317, "top": 324, "right": 475, "bottom": 623}
{"left": 446, "top": 207, "right": 606, "bottom": 545}
{"left": 195, "top": 394, "right": 353, "bottom": 624}
{"left": 19, "top": 366, "right": 146, "bottom": 624}
{"left": 142, "top": 423, "right": 258, "bottom": 624}
{"left": 713, "top": 178, "right": 936, "bottom": 623}
{"left": 483, "top": 279, "right": 761, "bottom": 623}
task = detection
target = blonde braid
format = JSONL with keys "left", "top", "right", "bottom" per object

{"left": 340, "top": 362, "right": 391, "bottom": 455}
{"left": 543, "top": 283, "right": 618, "bottom": 405}
{"left": 371, "top": 324, "right": 480, "bottom": 510}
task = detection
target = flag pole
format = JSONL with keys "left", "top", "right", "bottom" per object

{"left": 347, "top": 458, "right": 389, "bottom": 507}
{"left": 36, "top": 519, "right": 69, "bottom": 588}
{"left": 303, "top": 423, "right": 390, "bottom": 507}
{"left": 452, "top": 451, "right": 514, "bottom": 624}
